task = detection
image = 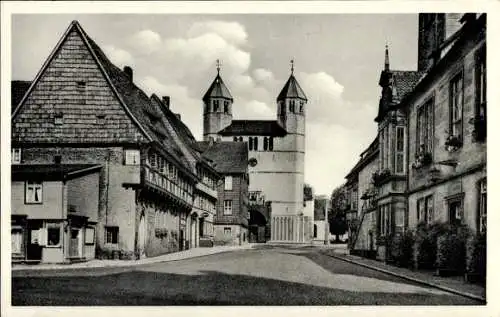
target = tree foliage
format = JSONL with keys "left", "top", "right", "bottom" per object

{"left": 328, "top": 185, "right": 348, "bottom": 240}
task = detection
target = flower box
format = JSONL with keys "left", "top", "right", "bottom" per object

{"left": 445, "top": 135, "right": 463, "bottom": 152}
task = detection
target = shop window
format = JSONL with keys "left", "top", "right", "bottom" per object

{"left": 124, "top": 149, "right": 140, "bottom": 165}
{"left": 11, "top": 229, "right": 23, "bottom": 254}
{"left": 47, "top": 224, "right": 61, "bottom": 247}
{"left": 12, "top": 148, "right": 21, "bottom": 164}
{"left": 106, "top": 226, "right": 119, "bottom": 244}
{"left": 25, "top": 181, "right": 43, "bottom": 204}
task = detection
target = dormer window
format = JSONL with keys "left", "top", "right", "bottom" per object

{"left": 96, "top": 115, "right": 106, "bottom": 125}
{"left": 76, "top": 81, "right": 86, "bottom": 92}
{"left": 54, "top": 113, "right": 64, "bottom": 125}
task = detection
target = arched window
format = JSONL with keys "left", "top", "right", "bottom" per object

{"left": 313, "top": 224, "right": 318, "bottom": 238}
{"left": 269, "top": 137, "right": 274, "bottom": 151}
{"left": 239, "top": 136, "right": 243, "bottom": 142}
{"left": 234, "top": 137, "right": 238, "bottom": 142}
{"left": 263, "top": 137, "right": 268, "bottom": 151}
{"left": 254, "top": 137, "right": 259, "bottom": 151}
{"left": 248, "top": 137, "right": 253, "bottom": 150}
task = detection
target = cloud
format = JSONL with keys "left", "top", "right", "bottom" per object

{"left": 188, "top": 21, "right": 248, "bottom": 45}
{"left": 102, "top": 45, "right": 134, "bottom": 67}
{"left": 128, "top": 29, "right": 162, "bottom": 55}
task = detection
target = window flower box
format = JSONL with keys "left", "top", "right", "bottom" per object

{"left": 412, "top": 150, "right": 432, "bottom": 169}
{"left": 444, "top": 135, "right": 463, "bottom": 152}
{"left": 372, "top": 169, "right": 391, "bottom": 186}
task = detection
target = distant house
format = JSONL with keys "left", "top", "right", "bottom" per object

{"left": 198, "top": 141, "right": 250, "bottom": 245}
{"left": 10, "top": 20, "right": 216, "bottom": 263}
{"left": 312, "top": 196, "right": 329, "bottom": 245}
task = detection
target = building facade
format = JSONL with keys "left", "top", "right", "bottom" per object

{"left": 346, "top": 14, "right": 486, "bottom": 262}
{"left": 11, "top": 20, "right": 221, "bottom": 263}
{"left": 202, "top": 66, "right": 311, "bottom": 243}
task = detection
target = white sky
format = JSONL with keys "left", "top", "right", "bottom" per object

{"left": 11, "top": 14, "right": 419, "bottom": 196}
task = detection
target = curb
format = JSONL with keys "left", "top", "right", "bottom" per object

{"left": 322, "top": 251, "right": 486, "bottom": 303}
{"left": 12, "top": 245, "right": 256, "bottom": 272}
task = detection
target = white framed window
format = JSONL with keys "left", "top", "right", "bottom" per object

{"left": 223, "top": 200, "right": 233, "bottom": 215}
{"left": 224, "top": 227, "right": 231, "bottom": 235}
{"left": 11, "top": 229, "right": 23, "bottom": 254}
{"left": 124, "top": 149, "right": 140, "bottom": 165}
{"left": 25, "top": 181, "right": 42, "bottom": 204}
{"left": 46, "top": 223, "right": 61, "bottom": 247}
{"left": 224, "top": 176, "right": 233, "bottom": 191}
{"left": 12, "top": 148, "right": 21, "bottom": 164}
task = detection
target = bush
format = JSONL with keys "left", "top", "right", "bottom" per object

{"left": 435, "top": 232, "right": 467, "bottom": 275}
{"left": 465, "top": 232, "right": 486, "bottom": 283}
{"left": 388, "top": 231, "right": 414, "bottom": 268}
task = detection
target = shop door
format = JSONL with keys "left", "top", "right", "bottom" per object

{"left": 69, "top": 229, "right": 81, "bottom": 258}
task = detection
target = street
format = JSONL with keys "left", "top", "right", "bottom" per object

{"left": 12, "top": 245, "right": 480, "bottom": 305}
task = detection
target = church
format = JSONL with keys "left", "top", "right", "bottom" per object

{"left": 202, "top": 62, "right": 313, "bottom": 244}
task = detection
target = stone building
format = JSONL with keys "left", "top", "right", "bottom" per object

{"left": 198, "top": 141, "right": 249, "bottom": 245}
{"left": 202, "top": 64, "right": 311, "bottom": 243}
{"left": 10, "top": 20, "right": 220, "bottom": 263}
{"left": 345, "top": 13, "right": 486, "bottom": 261}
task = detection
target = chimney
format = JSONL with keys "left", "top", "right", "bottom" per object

{"left": 175, "top": 113, "right": 181, "bottom": 121}
{"left": 162, "top": 96, "right": 170, "bottom": 109}
{"left": 123, "top": 66, "right": 133, "bottom": 81}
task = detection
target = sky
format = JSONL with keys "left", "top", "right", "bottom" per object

{"left": 11, "top": 14, "right": 419, "bottom": 196}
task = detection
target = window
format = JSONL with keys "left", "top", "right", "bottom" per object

{"left": 248, "top": 137, "right": 253, "bottom": 150}
{"left": 248, "top": 137, "right": 258, "bottom": 151}
{"left": 475, "top": 45, "right": 486, "bottom": 141}
{"left": 96, "top": 115, "right": 105, "bottom": 125}
{"left": 224, "top": 227, "right": 231, "bottom": 235}
{"left": 479, "top": 179, "right": 486, "bottom": 233}
{"left": 85, "top": 227, "right": 95, "bottom": 244}
{"left": 213, "top": 100, "right": 220, "bottom": 112}
{"left": 449, "top": 72, "right": 463, "bottom": 139}
{"left": 224, "top": 176, "right": 233, "bottom": 190}
{"left": 25, "top": 181, "right": 42, "bottom": 204}
{"left": 395, "top": 126, "right": 405, "bottom": 174}
{"left": 313, "top": 224, "right": 318, "bottom": 238}
{"left": 76, "top": 81, "right": 86, "bottom": 92}
{"left": 239, "top": 136, "right": 243, "bottom": 142}
{"left": 263, "top": 137, "right": 268, "bottom": 151}
{"left": 289, "top": 100, "right": 295, "bottom": 113}
{"left": 380, "top": 128, "right": 384, "bottom": 170}
{"left": 12, "top": 148, "right": 21, "bottom": 164}
{"left": 378, "top": 204, "right": 392, "bottom": 236}
{"left": 253, "top": 137, "right": 258, "bottom": 151}
{"left": 224, "top": 101, "right": 229, "bottom": 113}
{"left": 299, "top": 101, "right": 304, "bottom": 113}
{"left": 54, "top": 113, "right": 63, "bottom": 125}
{"left": 351, "top": 190, "right": 358, "bottom": 210}
{"left": 124, "top": 149, "right": 140, "bottom": 165}
{"left": 416, "top": 98, "right": 434, "bottom": 156}
{"left": 234, "top": 137, "right": 238, "bottom": 142}
{"left": 106, "top": 227, "right": 119, "bottom": 244}
{"left": 46, "top": 224, "right": 61, "bottom": 247}
{"left": 11, "top": 229, "right": 23, "bottom": 254}
{"left": 417, "top": 195, "right": 434, "bottom": 224}
{"left": 150, "top": 153, "right": 157, "bottom": 168}
{"left": 223, "top": 200, "right": 233, "bottom": 215}
{"left": 447, "top": 195, "right": 463, "bottom": 225}
{"left": 269, "top": 137, "right": 274, "bottom": 151}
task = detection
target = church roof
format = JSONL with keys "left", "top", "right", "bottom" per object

{"left": 203, "top": 74, "right": 233, "bottom": 102}
{"left": 198, "top": 141, "right": 248, "bottom": 174}
{"left": 277, "top": 74, "right": 307, "bottom": 101}
{"left": 218, "top": 120, "right": 287, "bottom": 137}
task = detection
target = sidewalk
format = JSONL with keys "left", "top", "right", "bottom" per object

{"left": 320, "top": 247, "right": 486, "bottom": 302}
{"left": 12, "top": 244, "right": 256, "bottom": 271}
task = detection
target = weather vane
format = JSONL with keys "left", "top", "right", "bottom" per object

{"left": 290, "top": 59, "right": 294, "bottom": 74}
{"left": 216, "top": 59, "right": 221, "bottom": 74}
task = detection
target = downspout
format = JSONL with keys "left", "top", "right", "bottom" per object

{"left": 105, "top": 150, "right": 111, "bottom": 226}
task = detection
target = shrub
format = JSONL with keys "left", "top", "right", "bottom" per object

{"left": 388, "top": 231, "right": 414, "bottom": 268}
{"left": 465, "top": 232, "right": 486, "bottom": 283}
{"left": 413, "top": 223, "right": 435, "bottom": 270}
{"left": 436, "top": 232, "right": 467, "bottom": 275}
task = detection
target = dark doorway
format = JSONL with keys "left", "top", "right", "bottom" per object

{"left": 179, "top": 230, "right": 184, "bottom": 251}
{"left": 248, "top": 208, "right": 268, "bottom": 243}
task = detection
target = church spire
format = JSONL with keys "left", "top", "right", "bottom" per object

{"left": 277, "top": 60, "right": 307, "bottom": 102}
{"left": 384, "top": 43, "right": 390, "bottom": 71}
{"left": 203, "top": 59, "right": 233, "bottom": 103}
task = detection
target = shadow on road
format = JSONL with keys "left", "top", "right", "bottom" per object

{"left": 12, "top": 267, "right": 481, "bottom": 306}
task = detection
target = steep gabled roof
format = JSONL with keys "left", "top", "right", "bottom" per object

{"left": 11, "top": 81, "right": 31, "bottom": 113}
{"left": 218, "top": 120, "right": 287, "bottom": 137}
{"left": 203, "top": 74, "right": 233, "bottom": 103}
{"left": 198, "top": 141, "right": 248, "bottom": 174}
{"left": 277, "top": 74, "right": 307, "bottom": 101}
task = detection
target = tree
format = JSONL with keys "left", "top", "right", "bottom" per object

{"left": 328, "top": 185, "right": 348, "bottom": 242}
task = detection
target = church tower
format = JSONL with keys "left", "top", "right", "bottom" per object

{"left": 202, "top": 60, "right": 233, "bottom": 141}
{"left": 269, "top": 61, "right": 310, "bottom": 243}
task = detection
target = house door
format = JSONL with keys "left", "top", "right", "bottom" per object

{"left": 26, "top": 221, "right": 43, "bottom": 261}
{"left": 179, "top": 229, "right": 184, "bottom": 251}
{"left": 69, "top": 228, "right": 82, "bottom": 258}
{"left": 138, "top": 214, "right": 146, "bottom": 258}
